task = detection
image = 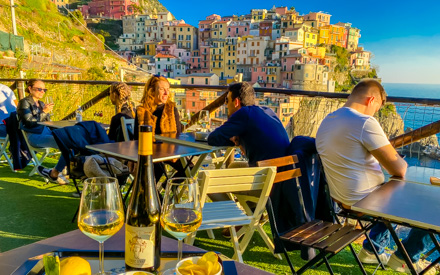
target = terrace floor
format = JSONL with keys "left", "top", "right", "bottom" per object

{"left": 0, "top": 157, "right": 407, "bottom": 274}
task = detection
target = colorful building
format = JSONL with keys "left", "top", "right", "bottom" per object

{"left": 236, "top": 36, "right": 269, "bottom": 66}
{"left": 350, "top": 48, "right": 370, "bottom": 70}
{"left": 79, "top": 0, "right": 137, "bottom": 19}
{"left": 318, "top": 24, "right": 347, "bottom": 48}
{"left": 211, "top": 21, "right": 230, "bottom": 40}
{"left": 251, "top": 63, "right": 281, "bottom": 88}
{"left": 227, "top": 21, "right": 250, "bottom": 37}
{"left": 154, "top": 53, "right": 186, "bottom": 78}
{"left": 251, "top": 9, "right": 267, "bottom": 21}
{"left": 335, "top": 22, "right": 361, "bottom": 51}
{"left": 303, "top": 11, "right": 331, "bottom": 27}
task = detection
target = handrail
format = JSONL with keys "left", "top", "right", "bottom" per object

{"left": 2, "top": 78, "right": 440, "bottom": 105}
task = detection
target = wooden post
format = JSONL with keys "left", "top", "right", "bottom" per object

{"left": 17, "top": 71, "right": 25, "bottom": 99}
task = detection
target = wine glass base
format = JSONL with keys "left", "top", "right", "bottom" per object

{"left": 160, "top": 267, "right": 178, "bottom": 275}
{"left": 93, "top": 271, "right": 113, "bottom": 275}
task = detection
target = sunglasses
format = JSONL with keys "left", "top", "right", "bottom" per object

{"left": 34, "top": 87, "right": 48, "bottom": 93}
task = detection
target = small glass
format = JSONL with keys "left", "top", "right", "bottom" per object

{"left": 198, "top": 110, "right": 210, "bottom": 130}
{"left": 45, "top": 95, "right": 54, "bottom": 116}
{"left": 78, "top": 177, "right": 124, "bottom": 275}
{"left": 160, "top": 177, "right": 202, "bottom": 275}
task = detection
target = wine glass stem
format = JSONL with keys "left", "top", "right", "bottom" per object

{"left": 99, "top": 241, "right": 104, "bottom": 274}
{"left": 177, "top": 239, "right": 183, "bottom": 262}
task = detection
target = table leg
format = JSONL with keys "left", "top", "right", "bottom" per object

{"left": 384, "top": 221, "right": 418, "bottom": 275}
{"left": 181, "top": 153, "right": 208, "bottom": 178}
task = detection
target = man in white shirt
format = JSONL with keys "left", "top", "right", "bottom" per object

{"left": 0, "top": 83, "right": 17, "bottom": 137}
{"left": 316, "top": 79, "right": 434, "bottom": 274}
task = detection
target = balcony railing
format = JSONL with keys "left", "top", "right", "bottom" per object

{"left": 2, "top": 78, "right": 440, "bottom": 168}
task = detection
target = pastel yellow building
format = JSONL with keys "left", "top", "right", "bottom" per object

{"left": 251, "top": 9, "right": 267, "bottom": 21}
{"left": 211, "top": 21, "right": 230, "bottom": 40}
{"left": 144, "top": 42, "right": 157, "bottom": 56}
{"left": 318, "top": 25, "right": 347, "bottom": 47}
{"left": 176, "top": 23, "right": 198, "bottom": 50}
{"left": 163, "top": 25, "right": 177, "bottom": 44}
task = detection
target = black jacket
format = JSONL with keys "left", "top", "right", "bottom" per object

{"left": 17, "top": 96, "right": 50, "bottom": 134}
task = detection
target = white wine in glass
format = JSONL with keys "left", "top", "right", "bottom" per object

{"left": 78, "top": 177, "right": 124, "bottom": 275}
{"left": 160, "top": 177, "right": 202, "bottom": 275}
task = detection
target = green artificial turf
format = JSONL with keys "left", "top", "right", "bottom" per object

{"left": 0, "top": 159, "right": 406, "bottom": 274}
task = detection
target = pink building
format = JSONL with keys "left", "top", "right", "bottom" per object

{"left": 227, "top": 21, "right": 250, "bottom": 37}
{"left": 156, "top": 41, "right": 176, "bottom": 55}
{"left": 199, "top": 44, "right": 210, "bottom": 73}
{"left": 187, "top": 50, "right": 201, "bottom": 74}
{"left": 79, "top": 0, "right": 137, "bottom": 19}
{"left": 276, "top": 7, "right": 288, "bottom": 15}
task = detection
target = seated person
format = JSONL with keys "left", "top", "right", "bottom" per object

{"left": 0, "top": 83, "right": 18, "bottom": 137}
{"left": 134, "top": 75, "right": 185, "bottom": 185}
{"left": 107, "top": 82, "right": 135, "bottom": 142}
{"left": 316, "top": 79, "right": 434, "bottom": 274}
{"left": 17, "top": 79, "right": 67, "bottom": 184}
{"left": 208, "top": 82, "right": 290, "bottom": 167}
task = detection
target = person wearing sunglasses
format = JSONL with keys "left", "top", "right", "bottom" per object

{"left": 17, "top": 79, "right": 67, "bottom": 185}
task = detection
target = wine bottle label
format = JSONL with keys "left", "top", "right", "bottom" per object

{"left": 125, "top": 224, "right": 156, "bottom": 268}
{"left": 139, "top": 131, "right": 153, "bottom": 155}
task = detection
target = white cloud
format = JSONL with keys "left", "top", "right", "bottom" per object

{"left": 364, "top": 35, "right": 440, "bottom": 84}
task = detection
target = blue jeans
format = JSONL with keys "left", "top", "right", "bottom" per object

{"left": 27, "top": 127, "right": 66, "bottom": 172}
{"left": 363, "top": 222, "right": 432, "bottom": 263}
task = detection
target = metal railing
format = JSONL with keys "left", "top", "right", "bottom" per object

{"left": 4, "top": 78, "right": 440, "bottom": 168}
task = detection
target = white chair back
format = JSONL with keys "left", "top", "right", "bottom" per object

{"left": 120, "top": 117, "right": 135, "bottom": 141}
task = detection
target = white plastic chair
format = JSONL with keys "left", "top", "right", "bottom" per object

{"left": 186, "top": 166, "right": 277, "bottom": 262}
{"left": 0, "top": 134, "right": 14, "bottom": 172}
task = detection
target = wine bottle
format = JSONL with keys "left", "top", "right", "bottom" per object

{"left": 125, "top": 125, "right": 161, "bottom": 272}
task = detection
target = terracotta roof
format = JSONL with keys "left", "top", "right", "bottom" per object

{"left": 154, "top": 53, "right": 177, "bottom": 58}
{"left": 177, "top": 23, "right": 193, "bottom": 27}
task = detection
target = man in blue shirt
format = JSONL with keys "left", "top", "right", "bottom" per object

{"left": 208, "top": 82, "right": 289, "bottom": 166}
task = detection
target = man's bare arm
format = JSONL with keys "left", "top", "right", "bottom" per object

{"left": 371, "top": 144, "right": 407, "bottom": 177}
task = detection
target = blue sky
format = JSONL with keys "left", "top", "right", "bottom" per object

{"left": 160, "top": 0, "right": 440, "bottom": 84}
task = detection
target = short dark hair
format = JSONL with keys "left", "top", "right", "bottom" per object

{"left": 351, "top": 79, "right": 387, "bottom": 106}
{"left": 228, "top": 82, "right": 255, "bottom": 106}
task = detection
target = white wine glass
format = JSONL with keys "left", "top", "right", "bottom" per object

{"left": 160, "top": 177, "right": 202, "bottom": 275}
{"left": 45, "top": 95, "right": 54, "bottom": 116}
{"left": 198, "top": 110, "right": 210, "bottom": 130}
{"left": 78, "top": 177, "right": 125, "bottom": 275}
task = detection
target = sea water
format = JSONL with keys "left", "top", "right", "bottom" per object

{"left": 383, "top": 83, "right": 440, "bottom": 168}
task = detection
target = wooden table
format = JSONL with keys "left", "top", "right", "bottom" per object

{"left": 38, "top": 120, "right": 110, "bottom": 130}
{"left": 0, "top": 227, "right": 271, "bottom": 275}
{"left": 352, "top": 180, "right": 440, "bottom": 274}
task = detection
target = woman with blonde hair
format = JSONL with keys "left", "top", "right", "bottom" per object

{"left": 134, "top": 75, "right": 185, "bottom": 185}
{"left": 108, "top": 82, "right": 136, "bottom": 141}
{"left": 135, "top": 75, "right": 181, "bottom": 136}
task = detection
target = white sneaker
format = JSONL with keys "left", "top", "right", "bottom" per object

{"left": 358, "top": 248, "right": 390, "bottom": 264}
{"left": 387, "top": 253, "right": 436, "bottom": 275}
{"left": 57, "top": 173, "right": 69, "bottom": 185}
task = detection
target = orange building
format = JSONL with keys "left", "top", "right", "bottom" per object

{"left": 318, "top": 25, "right": 347, "bottom": 48}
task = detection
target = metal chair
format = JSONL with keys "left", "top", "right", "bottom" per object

{"left": 257, "top": 155, "right": 371, "bottom": 275}
{"left": 20, "top": 129, "right": 60, "bottom": 177}
{"left": 120, "top": 117, "right": 134, "bottom": 142}
{"left": 0, "top": 134, "right": 14, "bottom": 172}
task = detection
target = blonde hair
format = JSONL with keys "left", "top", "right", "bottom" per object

{"left": 110, "top": 82, "right": 135, "bottom": 117}
{"left": 140, "top": 75, "right": 170, "bottom": 110}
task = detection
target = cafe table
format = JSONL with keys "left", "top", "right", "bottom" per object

{"left": 351, "top": 179, "right": 440, "bottom": 275}
{"left": 1, "top": 226, "right": 272, "bottom": 275}
{"left": 155, "top": 132, "right": 235, "bottom": 171}
{"left": 86, "top": 140, "right": 216, "bottom": 178}
{"left": 400, "top": 166, "right": 440, "bottom": 184}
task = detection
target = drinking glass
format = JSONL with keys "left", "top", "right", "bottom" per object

{"left": 160, "top": 177, "right": 202, "bottom": 275}
{"left": 198, "top": 110, "right": 210, "bottom": 129}
{"left": 45, "top": 95, "right": 54, "bottom": 116}
{"left": 78, "top": 177, "right": 125, "bottom": 275}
